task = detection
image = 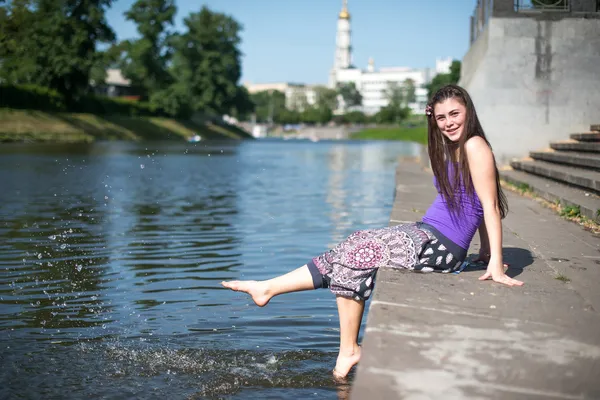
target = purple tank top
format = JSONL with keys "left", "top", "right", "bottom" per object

{"left": 422, "top": 163, "right": 483, "bottom": 250}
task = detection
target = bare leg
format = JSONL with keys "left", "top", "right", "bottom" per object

{"left": 333, "top": 295, "right": 365, "bottom": 379}
{"left": 221, "top": 264, "right": 315, "bottom": 307}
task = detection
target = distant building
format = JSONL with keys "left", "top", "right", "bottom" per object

{"left": 244, "top": 82, "right": 318, "bottom": 111}
{"left": 328, "top": 0, "right": 450, "bottom": 115}
{"left": 246, "top": 1, "right": 452, "bottom": 116}
{"left": 93, "top": 69, "right": 139, "bottom": 99}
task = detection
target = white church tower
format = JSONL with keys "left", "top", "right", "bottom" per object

{"left": 328, "top": 0, "right": 352, "bottom": 88}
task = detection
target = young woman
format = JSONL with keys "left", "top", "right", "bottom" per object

{"left": 222, "top": 84, "right": 524, "bottom": 379}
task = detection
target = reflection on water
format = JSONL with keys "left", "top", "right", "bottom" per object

{"left": 0, "top": 139, "right": 423, "bottom": 399}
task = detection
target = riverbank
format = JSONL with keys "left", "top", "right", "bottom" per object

{"left": 0, "top": 108, "right": 252, "bottom": 143}
{"left": 351, "top": 160, "right": 600, "bottom": 399}
{"left": 350, "top": 126, "right": 427, "bottom": 144}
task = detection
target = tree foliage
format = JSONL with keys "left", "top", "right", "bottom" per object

{"left": 250, "top": 90, "right": 286, "bottom": 123}
{"left": 425, "top": 60, "right": 461, "bottom": 99}
{"left": 0, "top": 0, "right": 115, "bottom": 103}
{"left": 169, "top": 6, "right": 243, "bottom": 116}
{"left": 337, "top": 81, "right": 362, "bottom": 110}
{"left": 119, "top": 0, "right": 176, "bottom": 99}
{"left": 314, "top": 86, "right": 338, "bottom": 111}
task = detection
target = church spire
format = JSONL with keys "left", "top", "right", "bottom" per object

{"left": 339, "top": 0, "right": 350, "bottom": 20}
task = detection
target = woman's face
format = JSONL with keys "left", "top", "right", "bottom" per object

{"left": 434, "top": 98, "right": 466, "bottom": 142}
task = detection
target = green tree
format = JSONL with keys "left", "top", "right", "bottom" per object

{"left": 336, "top": 110, "right": 367, "bottom": 124}
{"left": 231, "top": 85, "right": 254, "bottom": 121}
{"left": 90, "top": 43, "right": 126, "bottom": 86}
{"left": 0, "top": 0, "right": 115, "bottom": 103}
{"left": 0, "top": 0, "right": 37, "bottom": 83}
{"left": 275, "top": 108, "right": 301, "bottom": 125}
{"left": 169, "top": 6, "right": 243, "bottom": 115}
{"left": 337, "top": 81, "right": 362, "bottom": 110}
{"left": 402, "top": 78, "right": 416, "bottom": 106}
{"left": 314, "top": 86, "right": 338, "bottom": 111}
{"left": 119, "top": 0, "right": 176, "bottom": 99}
{"left": 379, "top": 81, "right": 411, "bottom": 124}
{"left": 301, "top": 105, "right": 332, "bottom": 125}
{"left": 385, "top": 82, "right": 405, "bottom": 108}
{"left": 426, "top": 60, "right": 461, "bottom": 99}
{"left": 250, "top": 90, "right": 286, "bottom": 123}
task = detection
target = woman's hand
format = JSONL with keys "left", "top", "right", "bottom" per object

{"left": 478, "top": 259, "right": 524, "bottom": 286}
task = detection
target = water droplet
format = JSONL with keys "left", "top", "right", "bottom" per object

{"left": 140, "top": 164, "right": 145, "bottom": 169}
{"left": 76, "top": 265, "right": 82, "bottom": 272}
{"left": 37, "top": 253, "right": 42, "bottom": 259}
{"left": 48, "top": 235, "right": 56, "bottom": 240}
{"left": 102, "top": 324, "right": 106, "bottom": 329}
{"left": 60, "top": 244, "right": 67, "bottom": 250}
{"left": 91, "top": 296, "right": 97, "bottom": 301}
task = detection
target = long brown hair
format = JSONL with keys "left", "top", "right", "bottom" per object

{"left": 426, "top": 84, "right": 508, "bottom": 218}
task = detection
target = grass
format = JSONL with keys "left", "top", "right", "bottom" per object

{"left": 555, "top": 274, "right": 571, "bottom": 283}
{"left": 559, "top": 205, "right": 581, "bottom": 219}
{"left": 501, "top": 180, "right": 600, "bottom": 235}
{"left": 515, "top": 183, "right": 533, "bottom": 195}
{"left": 0, "top": 108, "right": 252, "bottom": 143}
{"left": 350, "top": 126, "right": 428, "bottom": 145}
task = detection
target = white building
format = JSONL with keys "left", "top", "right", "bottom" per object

{"left": 329, "top": 0, "right": 451, "bottom": 115}
{"left": 243, "top": 82, "right": 318, "bottom": 111}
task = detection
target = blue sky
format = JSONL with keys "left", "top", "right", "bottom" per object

{"left": 105, "top": 0, "right": 476, "bottom": 85}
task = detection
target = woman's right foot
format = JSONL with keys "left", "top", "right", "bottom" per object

{"left": 221, "top": 280, "right": 272, "bottom": 307}
{"left": 333, "top": 346, "right": 361, "bottom": 379}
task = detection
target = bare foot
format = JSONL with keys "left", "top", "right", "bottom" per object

{"left": 333, "top": 346, "right": 361, "bottom": 379}
{"left": 221, "top": 280, "right": 272, "bottom": 307}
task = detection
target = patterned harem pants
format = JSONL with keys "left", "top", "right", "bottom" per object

{"left": 307, "top": 222, "right": 467, "bottom": 301}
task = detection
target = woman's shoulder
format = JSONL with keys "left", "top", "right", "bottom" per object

{"left": 464, "top": 135, "right": 489, "bottom": 153}
{"left": 464, "top": 136, "right": 495, "bottom": 170}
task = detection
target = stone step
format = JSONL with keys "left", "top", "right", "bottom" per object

{"left": 510, "top": 159, "right": 600, "bottom": 194}
{"left": 501, "top": 168, "right": 600, "bottom": 222}
{"left": 530, "top": 150, "right": 600, "bottom": 170}
{"left": 570, "top": 132, "right": 600, "bottom": 142}
{"left": 591, "top": 124, "right": 600, "bottom": 132}
{"left": 550, "top": 140, "right": 600, "bottom": 153}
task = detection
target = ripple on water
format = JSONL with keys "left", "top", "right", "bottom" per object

{"left": 0, "top": 140, "right": 422, "bottom": 399}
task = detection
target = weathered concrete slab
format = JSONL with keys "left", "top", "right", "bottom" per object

{"left": 530, "top": 150, "right": 600, "bottom": 170}
{"left": 510, "top": 159, "right": 600, "bottom": 194}
{"left": 351, "top": 160, "right": 600, "bottom": 400}
{"left": 570, "top": 133, "right": 600, "bottom": 142}
{"left": 551, "top": 141, "right": 600, "bottom": 153}
{"left": 500, "top": 168, "right": 600, "bottom": 223}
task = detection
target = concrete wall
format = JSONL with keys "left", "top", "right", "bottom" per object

{"left": 460, "top": 16, "right": 600, "bottom": 164}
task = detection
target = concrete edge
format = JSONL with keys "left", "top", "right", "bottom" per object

{"left": 500, "top": 169, "right": 600, "bottom": 222}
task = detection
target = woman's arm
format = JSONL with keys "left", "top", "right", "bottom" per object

{"left": 477, "top": 220, "right": 490, "bottom": 257}
{"left": 465, "top": 137, "right": 523, "bottom": 286}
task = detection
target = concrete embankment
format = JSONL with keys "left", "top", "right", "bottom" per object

{"left": 351, "top": 160, "right": 600, "bottom": 399}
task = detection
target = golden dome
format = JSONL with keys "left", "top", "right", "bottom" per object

{"left": 339, "top": 0, "right": 350, "bottom": 19}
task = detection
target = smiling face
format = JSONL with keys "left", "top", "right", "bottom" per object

{"left": 434, "top": 98, "right": 467, "bottom": 143}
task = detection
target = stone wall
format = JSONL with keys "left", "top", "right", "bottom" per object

{"left": 460, "top": 9, "right": 600, "bottom": 164}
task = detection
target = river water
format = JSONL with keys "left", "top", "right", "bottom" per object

{"left": 0, "top": 139, "right": 423, "bottom": 399}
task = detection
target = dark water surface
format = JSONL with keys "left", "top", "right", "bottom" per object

{"left": 0, "top": 139, "right": 423, "bottom": 399}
